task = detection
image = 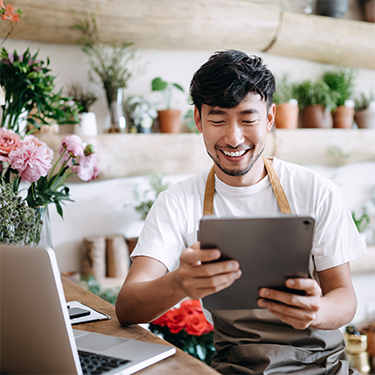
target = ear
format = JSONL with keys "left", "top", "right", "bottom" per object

{"left": 194, "top": 107, "right": 203, "bottom": 133}
{"left": 266, "top": 103, "right": 276, "bottom": 132}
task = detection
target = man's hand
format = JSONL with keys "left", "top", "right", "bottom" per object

{"left": 257, "top": 278, "right": 323, "bottom": 330}
{"left": 174, "top": 242, "right": 242, "bottom": 300}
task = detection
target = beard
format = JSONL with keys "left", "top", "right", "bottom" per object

{"left": 207, "top": 146, "right": 265, "bottom": 177}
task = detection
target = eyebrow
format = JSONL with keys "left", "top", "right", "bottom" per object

{"left": 207, "top": 108, "right": 260, "bottom": 116}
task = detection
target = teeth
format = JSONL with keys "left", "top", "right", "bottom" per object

{"left": 223, "top": 150, "right": 246, "bottom": 157}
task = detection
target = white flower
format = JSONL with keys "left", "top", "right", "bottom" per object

{"left": 0, "top": 86, "right": 5, "bottom": 106}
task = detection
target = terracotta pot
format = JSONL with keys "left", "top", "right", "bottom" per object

{"left": 333, "top": 105, "right": 354, "bottom": 129}
{"left": 157, "top": 109, "right": 181, "bottom": 133}
{"left": 365, "top": 0, "right": 375, "bottom": 23}
{"left": 301, "top": 105, "right": 333, "bottom": 129}
{"left": 354, "top": 108, "right": 375, "bottom": 129}
{"left": 275, "top": 103, "right": 299, "bottom": 129}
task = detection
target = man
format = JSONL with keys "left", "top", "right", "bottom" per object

{"left": 116, "top": 50, "right": 366, "bottom": 374}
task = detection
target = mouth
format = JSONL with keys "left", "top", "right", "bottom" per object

{"left": 219, "top": 148, "right": 251, "bottom": 160}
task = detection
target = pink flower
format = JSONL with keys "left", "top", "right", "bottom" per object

{"left": 59, "top": 135, "right": 84, "bottom": 159}
{"left": 0, "top": 128, "right": 21, "bottom": 162}
{"left": 74, "top": 152, "right": 100, "bottom": 182}
{"left": 23, "top": 134, "right": 54, "bottom": 161}
{"left": 9, "top": 142, "right": 52, "bottom": 183}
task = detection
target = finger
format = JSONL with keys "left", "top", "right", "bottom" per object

{"left": 180, "top": 246, "right": 221, "bottom": 265}
{"left": 263, "top": 306, "right": 315, "bottom": 330}
{"left": 285, "top": 278, "right": 322, "bottom": 297}
{"left": 258, "top": 288, "right": 320, "bottom": 311}
{"left": 186, "top": 270, "right": 242, "bottom": 298}
{"left": 192, "top": 260, "right": 241, "bottom": 277}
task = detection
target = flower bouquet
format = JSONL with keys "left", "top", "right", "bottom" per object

{"left": 149, "top": 299, "right": 215, "bottom": 365}
{"left": 0, "top": 128, "right": 100, "bottom": 246}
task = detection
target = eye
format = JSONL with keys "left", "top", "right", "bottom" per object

{"left": 210, "top": 120, "right": 225, "bottom": 125}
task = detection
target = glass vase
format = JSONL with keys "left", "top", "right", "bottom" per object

{"left": 34, "top": 206, "right": 53, "bottom": 249}
{"left": 107, "top": 87, "right": 126, "bottom": 133}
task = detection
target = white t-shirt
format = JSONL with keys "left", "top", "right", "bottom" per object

{"left": 132, "top": 158, "right": 366, "bottom": 321}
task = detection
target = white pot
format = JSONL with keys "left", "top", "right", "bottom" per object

{"left": 74, "top": 112, "right": 98, "bottom": 136}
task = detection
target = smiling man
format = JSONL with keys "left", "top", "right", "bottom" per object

{"left": 116, "top": 50, "right": 366, "bottom": 374}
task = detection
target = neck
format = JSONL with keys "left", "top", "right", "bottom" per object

{"left": 214, "top": 157, "right": 268, "bottom": 187}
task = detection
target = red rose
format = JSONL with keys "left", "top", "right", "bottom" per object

{"left": 151, "top": 312, "right": 169, "bottom": 327}
{"left": 166, "top": 308, "right": 186, "bottom": 334}
{"left": 0, "top": 128, "right": 21, "bottom": 162}
{"left": 185, "top": 312, "right": 208, "bottom": 336}
{"left": 180, "top": 299, "right": 203, "bottom": 315}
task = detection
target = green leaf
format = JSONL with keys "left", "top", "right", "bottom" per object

{"left": 151, "top": 77, "right": 168, "bottom": 91}
{"left": 172, "top": 83, "right": 184, "bottom": 92}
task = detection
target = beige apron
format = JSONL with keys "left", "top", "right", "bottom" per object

{"left": 203, "top": 157, "right": 358, "bottom": 375}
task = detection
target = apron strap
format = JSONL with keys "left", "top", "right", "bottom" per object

{"left": 203, "top": 156, "right": 292, "bottom": 216}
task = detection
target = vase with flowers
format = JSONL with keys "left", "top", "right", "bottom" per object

{"left": 0, "top": 128, "right": 100, "bottom": 247}
{"left": 149, "top": 299, "right": 215, "bottom": 365}
{"left": 72, "top": 11, "right": 135, "bottom": 133}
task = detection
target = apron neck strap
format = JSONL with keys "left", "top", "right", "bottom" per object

{"left": 203, "top": 156, "right": 292, "bottom": 216}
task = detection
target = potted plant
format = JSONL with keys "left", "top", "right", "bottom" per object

{"left": 66, "top": 82, "right": 98, "bottom": 136}
{"left": 72, "top": 11, "right": 135, "bottom": 133}
{"left": 354, "top": 91, "right": 375, "bottom": 129}
{"left": 323, "top": 68, "right": 357, "bottom": 129}
{"left": 294, "top": 79, "right": 338, "bottom": 128}
{"left": 151, "top": 77, "right": 185, "bottom": 133}
{"left": 125, "top": 96, "right": 157, "bottom": 133}
{"left": 273, "top": 73, "right": 299, "bottom": 129}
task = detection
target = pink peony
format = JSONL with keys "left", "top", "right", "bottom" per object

{"left": 73, "top": 152, "right": 100, "bottom": 182}
{"left": 9, "top": 142, "right": 52, "bottom": 183}
{"left": 23, "top": 134, "right": 54, "bottom": 161}
{"left": 59, "top": 135, "right": 84, "bottom": 160}
{"left": 0, "top": 128, "right": 21, "bottom": 162}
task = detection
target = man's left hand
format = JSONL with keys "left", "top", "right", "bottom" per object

{"left": 257, "top": 278, "right": 323, "bottom": 330}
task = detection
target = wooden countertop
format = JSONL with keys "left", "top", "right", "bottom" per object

{"left": 62, "top": 277, "right": 218, "bottom": 375}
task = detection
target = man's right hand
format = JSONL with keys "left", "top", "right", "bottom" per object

{"left": 174, "top": 242, "right": 242, "bottom": 299}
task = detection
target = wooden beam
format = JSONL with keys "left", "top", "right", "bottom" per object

{"left": 1, "top": 0, "right": 374, "bottom": 69}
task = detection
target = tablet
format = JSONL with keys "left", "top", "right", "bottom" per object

{"left": 199, "top": 215, "right": 315, "bottom": 311}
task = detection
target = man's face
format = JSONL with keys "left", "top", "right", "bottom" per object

{"left": 194, "top": 93, "right": 275, "bottom": 186}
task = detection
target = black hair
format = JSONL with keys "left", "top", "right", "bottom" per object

{"left": 189, "top": 50, "right": 276, "bottom": 113}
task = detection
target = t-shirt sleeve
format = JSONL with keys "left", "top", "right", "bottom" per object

{"left": 312, "top": 183, "right": 367, "bottom": 272}
{"left": 130, "top": 189, "right": 187, "bottom": 272}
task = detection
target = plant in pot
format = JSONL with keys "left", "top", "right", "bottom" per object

{"left": 323, "top": 68, "right": 357, "bottom": 129}
{"left": 273, "top": 73, "right": 299, "bottom": 129}
{"left": 72, "top": 11, "right": 135, "bottom": 133}
{"left": 151, "top": 77, "right": 185, "bottom": 133}
{"left": 294, "top": 79, "right": 338, "bottom": 128}
{"left": 125, "top": 96, "right": 157, "bottom": 133}
{"left": 66, "top": 82, "right": 98, "bottom": 136}
{"left": 354, "top": 91, "right": 375, "bottom": 129}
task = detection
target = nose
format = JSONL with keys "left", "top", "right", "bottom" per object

{"left": 223, "top": 121, "right": 245, "bottom": 148}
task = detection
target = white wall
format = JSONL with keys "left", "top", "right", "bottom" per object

{"left": 2, "top": 39, "right": 375, "bottom": 133}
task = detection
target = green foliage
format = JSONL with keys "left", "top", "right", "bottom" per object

{"left": 0, "top": 48, "right": 80, "bottom": 133}
{"left": 354, "top": 91, "right": 375, "bottom": 111}
{"left": 149, "top": 324, "right": 215, "bottom": 365}
{"left": 133, "top": 173, "right": 170, "bottom": 220}
{"left": 151, "top": 77, "right": 184, "bottom": 109}
{"left": 293, "top": 79, "right": 339, "bottom": 112}
{"left": 273, "top": 73, "right": 297, "bottom": 104}
{"left": 352, "top": 209, "right": 371, "bottom": 233}
{"left": 72, "top": 11, "right": 135, "bottom": 107}
{"left": 322, "top": 68, "right": 357, "bottom": 107}
{"left": 80, "top": 275, "right": 119, "bottom": 305}
{"left": 66, "top": 82, "right": 97, "bottom": 113}
{"left": 0, "top": 182, "right": 42, "bottom": 245}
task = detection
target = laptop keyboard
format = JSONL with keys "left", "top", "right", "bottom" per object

{"left": 78, "top": 350, "right": 132, "bottom": 375}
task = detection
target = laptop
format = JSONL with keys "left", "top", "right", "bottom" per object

{"left": 0, "top": 245, "right": 176, "bottom": 375}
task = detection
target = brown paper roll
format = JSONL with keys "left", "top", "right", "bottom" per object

{"left": 82, "top": 236, "right": 106, "bottom": 279}
{"left": 106, "top": 235, "right": 130, "bottom": 278}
